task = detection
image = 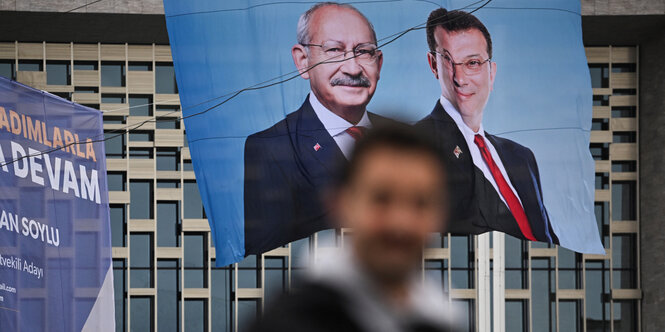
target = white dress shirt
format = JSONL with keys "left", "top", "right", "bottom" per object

{"left": 310, "top": 92, "right": 372, "bottom": 159}
{"left": 439, "top": 96, "right": 523, "bottom": 208}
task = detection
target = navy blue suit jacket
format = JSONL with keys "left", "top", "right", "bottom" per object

{"left": 416, "top": 101, "right": 558, "bottom": 244}
{"left": 243, "top": 97, "right": 388, "bottom": 255}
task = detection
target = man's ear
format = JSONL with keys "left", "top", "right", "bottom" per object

{"left": 292, "top": 44, "right": 311, "bottom": 79}
{"left": 427, "top": 52, "right": 438, "bottom": 79}
{"left": 489, "top": 61, "right": 497, "bottom": 91}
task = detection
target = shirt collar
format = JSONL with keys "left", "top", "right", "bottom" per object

{"left": 439, "top": 95, "right": 485, "bottom": 138}
{"left": 310, "top": 92, "right": 372, "bottom": 137}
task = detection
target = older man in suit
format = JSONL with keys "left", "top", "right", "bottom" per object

{"left": 244, "top": 2, "right": 387, "bottom": 255}
{"left": 417, "top": 8, "right": 558, "bottom": 243}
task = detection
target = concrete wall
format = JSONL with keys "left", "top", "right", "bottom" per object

{"left": 582, "top": 0, "right": 665, "bottom": 15}
{"left": 0, "top": 0, "right": 163, "bottom": 14}
{"left": 638, "top": 28, "right": 665, "bottom": 332}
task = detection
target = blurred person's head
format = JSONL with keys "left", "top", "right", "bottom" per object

{"left": 426, "top": 8, "right": 496, "bottom": 132}
{"left": 292, "top": 2, "right": 382, "bottom": 124}
{"left": 334, "top": 124, "right": 447, "bottom": 286}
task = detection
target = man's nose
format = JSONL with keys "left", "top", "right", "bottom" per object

{"left": 452, "top": 66, "right": 468, "bottom": 87}
{"left": 340, "top": 52, "right": 363, "bottom": 76}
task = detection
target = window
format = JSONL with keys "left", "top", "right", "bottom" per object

{"left": 130, "top": 181, "right": 153, "bottom": 219}
{"left": 559, "top": 300, "right": 582, "bottom": 332}
{"left": 46, "top": 61, "right": 71, "bottom": 85}
{"left": 157, "top": 149, "right": 180, "bottom": 171}
{"left": 114, "top": 259, "right": 127, "bottom": 332}
{"left": 595, "top": 173, "right": 609, "bottom": 190}
{"left": 612, "top": 131, "right": 636, "bottom": 143}
{"left": 613, "top": 300, "right": 637, "bottom": 332}
{"left": 157, "top": 202, "right": 180, "bottom": 247}
{"left": 130, "top": 233, "right": 153, "bottom": 288}
{"left": 75, "top": 87, "right": 98, "bottom": 93}
{"left": 129, "top": 148, "right": 153, "bottom": 159}
{"left": 211, "top": 262, "right": 232, "bottom": 332}
{"left": 129, "top": 131, "right": 153, "bottom": 142}
{"left": 506, "top": 300, "right": 527, "bottom": 332}
{"left": 157, "top": 259, "right": 180, "bottom": 332}
{"left": 130, "top": 297, "right": 153, "bottom": 332}
{"left": 74, "top": 61, "right": 98, "bottom": 71}
{"left": 128, "top": 62, "right": 152, "bottom": 71}
{"left": 611, "top": 161, "right": 636, "bottom": 172}
{"left": 612, "top": 234, "right": 637, "bottom": 289}
{"left": 558, "top": 248, "right": 581, "bottom": 289}
{"left": 18, "top": 60, "right": 43, "bottom": 72}
{"left": 101, "top": 61, "right": 125, "bottom": 87}
{"left": 585, "top": 261, "right": 610, "bottom": 331}
{"left": 184, "top": 233, "right": 206, "bottom": 288}
{"left": 184, "top": 181, "right": 205, "bottom": 219}
{"left": 0, "top": 60, "right": 15, "bottom": 80}
{"left": 589, "top": 64, "right": 609, "bottom": 88}
{"left": 104, "top": 132, "right": 126, "bottom": 159}
{"left": 157, "top": 180, "right": 180, "bottom": 188}
{"left": 110, "top": 204, "right": 126, "bottom": 247}
{"left": 505, "top": 234, "right": 527, "bottom": 289}
{"left": 531, "top": 258, "right": 556, "bottom": 332}
{"left": 450, "top": 235, "right": 474, "bottom": 288}
{"left": 102, "top": 94, "right": 126, "bottom": 104}
{"left": 129, "top": 95, "right": 153, "bottom": 116}
{"left": 156, "top": 62, "right": 178, "bottom": 94}
{"left": 156, "top": 118, "right": 180, "bottom": 129}
{"left": 108, "top": 172, "right": 126, "bottom": 191}
{"left": 612, "top": 181, "right": 636, "bottom": 221}
{"left": 185, "top": 299, "right": 207, "bottom": 332}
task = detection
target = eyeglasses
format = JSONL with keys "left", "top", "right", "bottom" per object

{"left": 301, "top": 41, "right": 381, "bottom": 65}
{"left": 432, "top": 49, "right": 491, "bottom": 75}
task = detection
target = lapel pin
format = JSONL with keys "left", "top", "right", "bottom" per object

{"left": 453, "top": 145, "right": 462, "bottom": 159}
{"left": 313, "top": 143, "right": 321, "bottom": 151}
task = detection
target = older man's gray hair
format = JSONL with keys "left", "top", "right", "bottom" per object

{"left": 296, "top": 2, "right": 378, "bottom": 46}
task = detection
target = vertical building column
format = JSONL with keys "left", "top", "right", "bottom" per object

{"left": 638, "top": 31, "right": 665, "bottom": 332}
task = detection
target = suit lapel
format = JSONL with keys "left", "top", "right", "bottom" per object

{"left": 293, "top": 98, "right": 346, "bottom": 187}
{"left": 431, "top": 102, "right": 473, "bottom": 174}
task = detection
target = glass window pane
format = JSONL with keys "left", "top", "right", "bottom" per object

{"left": 506, "top": 300, "right": 527, "bottom": 332}
{"left": 184, "top": 234, "right": 206, "bottom": 288}
{"left": 130, "top": 233, "right": 153, "bottom": 288}
{"left": 559, "top": 300, "right": 582, "bottom": 332}
{"left": 0, "top": 60, "right": 16, "bottom": 80}
{"left": 46, "top": 61, "right": 71, "bottom": 85}
{"left": 211, "top": 263, "right": 232, "bottom": 332}
{"left": 450, "top": 235, "right": 473, "bottom": 289}
{"left": 130, "top": 297, "right": 153, "bottom": 332}
{"left": 130, "top": 181, "right": 153, "bottom": 219}
{"left": 558, "top": 248, "right": 580, "bottom": 289}
{"left": 184, "top": 181, "right": 205, "bottom": 219}
{"left": 157, "top": 149, "right": 179, "bottom": 171}
{"left": 128, "top": 62, "right": 152, "bottom": 71}
{"left": 156, "top": 63, "right": 178, "bottom": 94}
{"left": 185, "top": 299, "right": 206, "bottom": 332}
{"left": 110, "top": 204, "right": 126, "bottom": 247}
{"left": 585, "top": 261, "right": 610, "bottom": 331}
{"left": 104, "top": 133, "right": 126, "bottom": 159}
{"left": 613, "top": 300, "right": 637, "bottom": 332}
{"left": 589, "top": 64, "right": 609, "bottom": 88}
{"left": 129, "top": 132, "right": 153, "bottom": 142}
{"left": 108, "top": 172, "right": 126, "bottom": 191}
{"left": 113, "top": 259, "right": 127, "bottom": 332}
{"left": 129, "top": 95, "right": 153, "bottom": 116}
{"left": 157, "top": 202, "right": 179, "bottom": 247}
{"left": 102, "top": 94, "right": 126, "bottom": 104}
{"left": 101, "top": 62, "right": 125, "bottom": 87}
{"left": 19, "top": 60, "right": 43, "bottom": 72}
{"left": 612, "top": 234, "right": 637, "bottom": 289}
{"left": 505, "top": 235, "right": 526, "bottom": 289}
{"left": 531, "top": 258, "right": 555, "bottom": 332}
{"left": 611, "top": 181, "right": 636, "bottom": 220}
{"left": 74, "top": 61, "right": 98, "bottom": 71}
{"left": 157, "top": 259, "right": 180, "bottom": 332}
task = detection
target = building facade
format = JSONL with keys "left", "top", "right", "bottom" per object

{"left": 0, "top": 1, "right": 661, "bottom": 331}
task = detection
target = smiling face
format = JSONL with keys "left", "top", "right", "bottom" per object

{"left": 428, "top": 27, "right": 496, "bottom": 130}
{"left": 292, "top": 5, "right": 382, "bottom": 123}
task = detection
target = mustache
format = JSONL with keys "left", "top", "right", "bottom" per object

{"left": 330, "top": 74, "right": 371, "bottom": 88}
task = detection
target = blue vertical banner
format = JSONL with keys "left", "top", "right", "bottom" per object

{"left": 0, "top": 77, "right": 114, "bottom": 331}
{"left": 164, "top": 0, "right": 604, "bottom": 265}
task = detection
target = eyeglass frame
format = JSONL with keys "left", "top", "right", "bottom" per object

{"left": 301, "top": 41, "right": 382, "bottom": 64}
{"left": 431, "top": 49, "right": 492, "bottom": 75}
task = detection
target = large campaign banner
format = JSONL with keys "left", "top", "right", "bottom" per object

{"left": 164, "top": 0, "right": 604, "bottom": 265}
{"left": 0, "top": 77, "right": 114, "bottom": 331}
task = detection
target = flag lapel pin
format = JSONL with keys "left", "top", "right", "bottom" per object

{"left": 313, "top": 143, "right": 321, "bottom": 151}
{"left": 453, "top": 145, "right": 462, "bottom": 159}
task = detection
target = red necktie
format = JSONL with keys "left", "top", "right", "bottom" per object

{"left": 473, "top": 134, "right": 536, "bottom": 241}
{"left": 346, "top": 126, "right": 367, "bottom": 141}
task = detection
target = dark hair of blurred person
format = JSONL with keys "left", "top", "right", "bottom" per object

{"left": 249, "top": 123, "right": 459, "bottom": 332}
